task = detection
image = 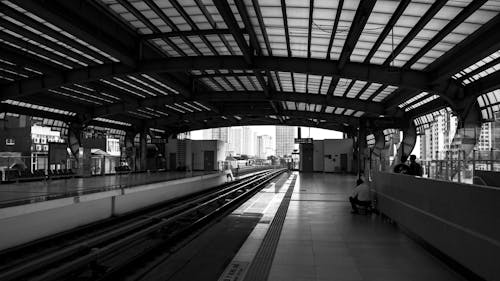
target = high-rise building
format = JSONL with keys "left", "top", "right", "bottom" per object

{"left": 202, "top": 127, "right": 232, "bottom": 156}
{"left": 477, "top": 122, "right": 493, "bottom": 151}
{"left": 253, "top": 132, "right": 258, "bottom": 156}
{"left": 242, "top": 126, "right": 252, "bottom": 155}
{"left": 257, "top": 135, "right": 273, "bottom": 159}
{"left": 275, "top": 126, "right": 295, "bottom": 157}
{"left": 203, "top": 127, "right": 229, "bottom": 143}
{"left": 493, "top": 112, "right": 500, "bottom": 151}
{"left": 231, "top": 127, "right": 243, "bottom": 155}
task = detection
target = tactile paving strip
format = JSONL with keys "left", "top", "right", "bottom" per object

{"left": 243, "top": 174, "right": 297, "bottom": 281}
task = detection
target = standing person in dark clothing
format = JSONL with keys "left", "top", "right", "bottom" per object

{"left": 408, "top": 154, "right": 423, "bottom": 176}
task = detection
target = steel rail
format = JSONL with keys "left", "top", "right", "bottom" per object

{"left": 0, "top": 169, "right": 284, "bottom": 281}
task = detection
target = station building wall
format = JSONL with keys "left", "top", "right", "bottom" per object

{"left": 165, "top": 139, "right": 225, "bottom": 171}
{"left": 313, "top": 140, "right": 324, "bottom": 172}
{"left": 322, "top": 139, "right": 353, "bottom": 173}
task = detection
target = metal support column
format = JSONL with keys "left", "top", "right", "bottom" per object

{"left": 124, "top": 130, "right": 136, "bottom": 172}
{"left": 140, "top": 130, "right": 148, "bottom": 172}
{"left": 358, "top": 120, "right": 367, "bottom": 177}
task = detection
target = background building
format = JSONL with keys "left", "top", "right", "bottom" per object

{"left": 257, "top": 135, "right": 273, "bottom": 159}
{"left": 275, "top": 126, "right": 295, "bottom": 157}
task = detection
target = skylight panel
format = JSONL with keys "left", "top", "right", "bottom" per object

{"left": 173, "top": 103, "right": 194, "bottom": 113}
{"left": 293, "top": 73, "right": 307, "bottom": 93}
{"left": 0, "top": 37, "right": 72, "bottom": 69}
{"left": 128, "top": 110, "right": 153, "bottom": 119}
{"left": 398, "top": 92, "right": 430, "bottom": 108}
{"left": 358, "top": 83, "right": 382, "bottom": 100}
{"left": 2, "top": 99, "right": 76, "bottom": 116}
{"left": 48, "top": 89, "right": 102, "bottom": 105}
{"left": 137, "top": 108, "right": 161, "bottom": 118}
{"left": 101, "top": 79, "right": 145, "bottom": 98}
{"left": 320, "top": 76, "right": 332, "bottom": 95}
{"left": 127, "top": 75, "right": 167, "bottom": 95}
{"left": 477, "top": 89, "right": 500, "bottom": 120}
{"left": 333, "top": 78, "right": 351, "bottom": 96}
{"left": 307, "top": 74, "right": 322, "bottom": 94}
{"left": 59, "top": 86, "right": 115, "bottom": 103}
{"left": 114, "top": 77, "right": 156, "bottom": 97}
{"left": 144, "top": 107, "right": 169, "bottom": 117}
{"left": 405, "top": 95, "right": 439, "bottom": 112}
{"left": 165, "top": 104, "right": 185, "bottom": 113}
{"left": 372, "top": 85, "right": 397, "bottom": 102}
{"left": 192, "top": 101, "right": 212, "bottom": 111}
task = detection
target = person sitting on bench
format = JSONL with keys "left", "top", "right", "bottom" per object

{"left": 349, "top": 178, "right": 371, "bottom": 214}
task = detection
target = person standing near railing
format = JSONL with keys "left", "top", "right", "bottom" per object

{"left": 408, "top": 155, "right": 423, "bottom": 176}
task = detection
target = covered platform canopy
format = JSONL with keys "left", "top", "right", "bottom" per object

{"left": 1, "top": 0, "right": 500, "bottom": 136}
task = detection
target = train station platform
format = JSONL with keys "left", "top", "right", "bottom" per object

{"left": 0, "top": 170, "right": 229, "bottom": 251}
{"left": 0, "top": 170, "right": 214, "bottom": 207}
{"left": 160, "top": 172, "right": 468, "bottom": 281}
{"left": 227, "top": 172, "right": 466, "bottom": 281}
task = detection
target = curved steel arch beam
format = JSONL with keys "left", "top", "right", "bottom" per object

{"left": 91, "top": 90, "right": 385, "bottom": 119}
{"left": 139, "top": 56, "right": 430, "bottom": 91}
{"left": 371, "top": 130, "right": 386, "bottom": 161}
{"left": 165, "top": 118, "right": 351, "bottom": 135}
{"left": 145, "top": 108, "right": 360, "bottom": 128}
{"left": 1, "top": 56, "right": 431, "bottom": 101}
{"left": 391, "top": 122, "right": 417, "bottom": 171}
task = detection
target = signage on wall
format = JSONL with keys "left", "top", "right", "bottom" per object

{"left": 151, "top": 138, "right": 168, "bottom": 144}
{"left": 294, "top": 138, "right": 313, "bottom": 144}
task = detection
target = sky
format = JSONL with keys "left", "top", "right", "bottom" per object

{"left": 189, "top": 126, "right": 343, "bottom": 140}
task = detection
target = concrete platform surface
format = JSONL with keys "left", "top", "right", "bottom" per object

{"left": 223, "top": 172, "right": 466, "bottom": 281}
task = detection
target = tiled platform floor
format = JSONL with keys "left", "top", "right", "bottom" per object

{"left": 255, "top": 173, "right": 466, "bottom": 281}
{"left": 0, "top": 171, "right": 212, "bottom": 204}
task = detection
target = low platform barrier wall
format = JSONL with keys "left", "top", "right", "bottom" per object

{"left": 0, "top": 173, "right": 226, "bottom": 251}
{"left": 473, "top": 169, "right": 500, "bottom": 188}
{"left": 372, "top": 172, "right": 500, "bottom": 281}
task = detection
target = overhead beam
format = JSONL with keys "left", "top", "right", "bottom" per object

{"left": 364, "top": 0, "right": 410, "bottom": 63}
{"left": 196, "top": 91, "right": 385, "bottom": 114}
{"left": 0, "top": 63, "right": 132, "bottom": 100}
{"left": 383, "top": 0, "right": 447, "bottom": 66}
{"left": 280, "top": 0, "right": 292, "bottom": 57}
{"left": 326, "top": 0, "right": 344, "bottom": 60}
{"left": 338, "top": 0, "right": 376, "bottom": 69}
{"left": 0, "top": 46, "right": 61, "bottom": 75}
{"left": 2, "top": 56, "right": 432, "bottom": 100}
{"left": 464, "top": 70, "right": 500, "bottom": 98}
{"left": 10, "top": 0, "right": 137, "bottom": 66}
{"left": 384, "top": 88, "right": 420, "bottom": 108}
{"left": 248, "top": 0, "right": 272, "bottom": 55}
{"left": 213, "top": 0, "right": 253, "bottom": 63}
{"left": 0, "top": 104, "right": 76, "bottom": 122}
{"left": 407, "top": 99, "right": 449, "bottom": 119}
{"left": 166, "top": 118, "right": 352, "bottom": 135}
{"left": 234, "top": 0, "right": 262, "bottom": 55}
{"left": 427, "top": 13, "right": 500, "bottom": 82}
{"left": 139, "top": 56, "right": 430, "bottom": 91}
{"left": 404, "top": 0, "right": 487, "bottom": 68}
{"left": 91, "top": 90, "right": 384, "bottom": 119}
{"left": 458, "top": 56, "right": 500, "bottom": 83}
{"left": 140, "top": 29, "right": 237, "bottom": 40}
{"left": 0, "top": 2, "right": 110, "bottom": 64}
{"left": 147, "top": 108, "right": 360, "bottom": 127}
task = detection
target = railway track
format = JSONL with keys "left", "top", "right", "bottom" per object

{"left": 0, "top": 168, "right": 286, "bottom": 281}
